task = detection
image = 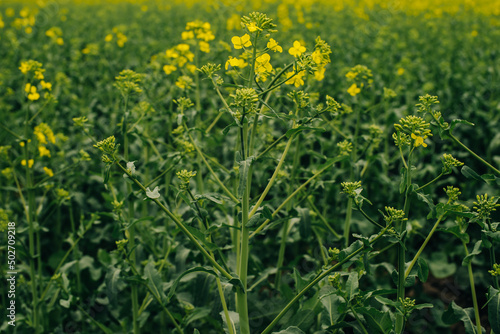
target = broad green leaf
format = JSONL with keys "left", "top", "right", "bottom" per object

{"left": 339, "top": 240, "right": 363, "bottom": 262}
{"left": 417, "top": 257, "right": 429, "bottom": 282}
{"left": 461, "top": 165, "right": 484, "bottom": 182}
{"left": 271, "top": 326, "right": 306, "bottom": 334}
{"left": 345, "top": 272, "right": 359, "bottom": 301}
{"left": 462, "top": 240, "right": 482, "bottom": 266}
{"left": 356, "top": 306, "right": 393, "bottom": 334}
{"left": 144, "top": 260, "right": 167, "bottom": 303}
{"left": 442, "top": 301, "right": 477, "bottom": 334}
{"left": 488, "top": 287, "right": 500, "bottom": 334}
{"left": 450, "top": 119, "right": 474, "bottom": 132}
{"left": 185, "top": 225, "right": 219, "bottom": 252}
{"left": 105, "top": 266, "right": 123, "bottom": 305}
{"left": 293, "top": 268, "right": 309, "bottom": 293}
{"left": 429, "top": 252, "right": 457, "bottom": 278}
{"left": 319, "top": 286, "right": 346, "bottom": 326}
{"left": 184, "top": 307, "right": 211, "bottom": 326}
{"left": 483, "top": 230, "right": 500, "bottom": 243}
{"left": 438, "top": 225, "right": 470, "bottom": 243}
{"left": 288, "top": 290, "right": 322, "bottom": 330}
{"left": 167, "top": 266, "right": 218, "bottom": 301}
{"left": 220, "top": 310, "right": 239, "bottom": 334}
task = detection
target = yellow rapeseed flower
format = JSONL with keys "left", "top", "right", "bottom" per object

{"left": 289, "top": 41, "right": 306, "bottom": 57}
{"left": 286, "top": 71, "right": 305, "bottom": 87}
{"left": 225, "top": 56, "right": 247, "bottom": 70}
{"left": 43, "top": 167, "right": 54, "bottom": 177}
{"left": 38, "top": 146, "right": 51, "bottom": 157}
{"left": 41, "top": 81, "right": 52, "bottom": 91}
{"left": 246, "top": 22, "right": 261, "bottom": 32}
{"left": 397, "top": 68, "right": 405, "bottom": 76}
{"left": 347, "top": 83, "right": 361, "bottom": 96}
{"left": 199, "top": 41, "right": 210, "bottom": 53}
{"left": 25, "top": 84, "right": 40, "bottom": 101}
{"left": 21, "top": 159, "right": 34, "bottom": 168}
{"left": 231, "top": 34, "right": 252, "bottom": 49}
{"left": 267, "top": 38, "right": 282, "bottom": 53}
{"left": 182, "top": 31, "right": 194, "bottom": 40}
{"left": 163, "top": 65, "right": 177, "bottom": 75}
{"left": 411, "top": 133, "right": 428, "bottom": 147}
{"left": 105, "top": 34, "right": 113, "bottom": 42}
{"left": 255, "top": 53, "right": 272, "bottom": 73}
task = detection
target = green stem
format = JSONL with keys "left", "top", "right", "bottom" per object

{"left": 250, "top": 157, "right": 342, "bottom": 238}
{"left": 351, "top": 306, "right": 369, "bottom": 334}
{"left": 261, "top": 225, "right": 390, "bottom": 334}
{"left": 416, "top": 172, "right": 444, "bottom": 192}
{"left": 124, "top": 250, "right": 184, "bottom": 334}
{"left": 237, "top": 121, "right": 251, "bottom": 334}
{"left": 248, "top": 134, "right": 295, "bottom": 219}
{"left": 117, "top": 162, "right": 233, "bottom": 280}
{"left": 24, "top": 105, "right": 40, "bottom": 334}
{"left": 306, "top": 196, "right": 341, "bottom": 239}
{"left": 404, "top": 214, "right": 445, "bottom": 279}
{"left": 462, "top": 241, "right": 482, "bottom": 334}
{"left": 449, "top": 132, "right": 500, "bottom": 175}
{"left": 185, "top": 123, "right": 239, "bottom": 204}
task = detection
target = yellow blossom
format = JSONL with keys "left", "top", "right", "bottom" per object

{"left": 255, "top": 53, "right": 272, "bottom": 73}
{"left": 25, "top": 84, "right": 40, "bottom": 101}
{"left": 411, "top": 133, "right": 428, "bottom": 147}
{"left": 199, "top": 41, "right": 210, "bottom": 53}
{"left": 397, "top": 68, "right": 405, "bottom": 76}
{"left": 314, "top": 66, "right": 326, "bottom": 81}
{"left": 177, "top": 44, "right": 190, "bottom": 52}
{"left": 56, "top": 37, "right": 64, "bottom": 45}
{"left": 231, "top": 34, "right": 252, "bottom": 49}
{"left": 312, "top": 50, "right": 323, "bottom": 64}
{"left": 38, "top": 146, "right": 51, "bottom": 157}
{"left": 289, "top": 41, "right": 306, "bottom": 57}
{"left": 347, "top": 83, "right": 361, "bottom": 96}
{"left": 246, "top": 22, "right": 261, "bottom": 32}
{"left": 225, "top": 56, "right": 247, "bottom": 70}
{"left": 21, "top": 159, "right": 34, "bottom": 168}
{"left": 41, "top": 81, "right": 52, "bottom": 91}
{"left": 19, "top": 61, "right": 30, "bottom": 74}
{"left": 163, "top": 65, "right": 177, "bottom": 75}
{"left": 267, "top": 38, "right": 283, "bottom": 53}
{"left": 43, "top": 167, "right": 54, "bottom": 177}
{"left": 182, "top": 31, "right": 194, "bottom": 40}
{"left": 105, "top": 34, "right": 113, "bottom": 42}
{"left": 286, "top": 71, "right": 305, "bottom": 87}
{"left": 345, "top": 71, "right": 357, "bottom": 80}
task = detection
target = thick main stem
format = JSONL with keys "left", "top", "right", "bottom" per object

{"left": 463, "top": 242, "right": 482, "bottom": 334}
{"left": 237, "top": 121, "right": 251, "bottom": 334}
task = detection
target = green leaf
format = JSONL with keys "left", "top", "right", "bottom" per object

{"left": 488, "top": 287, "right": 500, "bottom": 334}
{"left": 461, "top": 165, "right": 484, "bottom": 182}
{"left": 356, "top": 306, "right": 393, "bottom": 334}
{"left": 297, "top": 207, "right": 311, "bottom": 239}
{"left": 450, "top": 119, "right": 474, "bottom": 132}
{"left": 195, "top": 193, "right": 237, "bottom": 206}
{"left": 185, "top": 225, "right": 219, "bottom": 252}
{"left": 167, "top": 266, "right": 218, "bottom": 301}
{"left": 417, "top": 257, "right": 429, "bottom": 282}
{"left": 345, "top": 272, "right": 359, "bottom": 301}
{"left": 184, "top": 307, "right": 211, "bottom": 326}
{"left": 319, "top": 286, "right": 346, "bottom": 326}
{"left": 413, "top": 303, "right": 434, "bottom": 310}
{"left": 483, "top": 230, "right": 500, "bottom": 243}
{"left": 237, "top": 156, "right": 254, "bottom": 199}
{"left": 220, "top": 310, "right": 239, "bottom": 334}
{"left": 442, "top": 301, "right": 477, "bottom": 334}
{"left": 438, "top": 225, "right": 470, "bottom": 243}
{"left": 293, "top": 268, "right": 309, "bottom": 293}
{"left": 339, "top": 240, "right": 364, "bottom": 262}
{"left": 462, "top": 240, "right": 482, "bottom": 266}
{"left": 105, "top": 266, "right": 123, "bottom": 305}
{"left": 144, "top": 260, "right": 167, "bottom": 303}
{"left": 271, "top": 326, "right": 306, "bottom": 334}
{"left": 429, "top": 252, "right": 457, "bottom": 278}
{"left": 222, "top": 121, "right": 237, "bottom": 135}
{"left": 285, "top": 126, "right": 325, "bottom": 138}
{"left": 416, "top": 191, "right": 436, "bottom": 219}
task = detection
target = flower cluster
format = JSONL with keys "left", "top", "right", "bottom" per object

{"left": 345, "top": 65, "right": 373, "bottom": 96}
{"left": 19, "top": 60, "right": 53, "bottom": 102}
{"left": 114, "top": 69, "right": 143, "bottom": 96}
{"left": 473, "top": 194, "right": 499, "bottom": 220}
{"left": 162, "top": 44, "right": 196, "bottom": 75}
{"left": 45, "top": 27, "right": 64, "bottom": 45}
{"left": 393, "top": 115, "right": 432, "bottom": 149}
{"left": 176, "top": 170, "right": 197, "bottom": 190}
{"left": 383, "top": 206, "right": 406, "bottom": 225}
{"left": 340, "top": 181, "right": 362, "bottom": 197}
{"left": 182, "top": 20, "right": 215, "bottom": 53}
{"left": 105, "top": 27, "right": 128, "bottom": 47}
{"left": 441, "top": 153, "right": 464, "bottom": 174}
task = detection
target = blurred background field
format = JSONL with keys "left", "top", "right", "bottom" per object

{"left": 1, "top": 0, "right": 499, "bottom": 333}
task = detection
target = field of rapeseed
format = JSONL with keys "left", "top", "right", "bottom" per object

{"left": 1, "top": 0, "right": 500, "bottom": 333}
